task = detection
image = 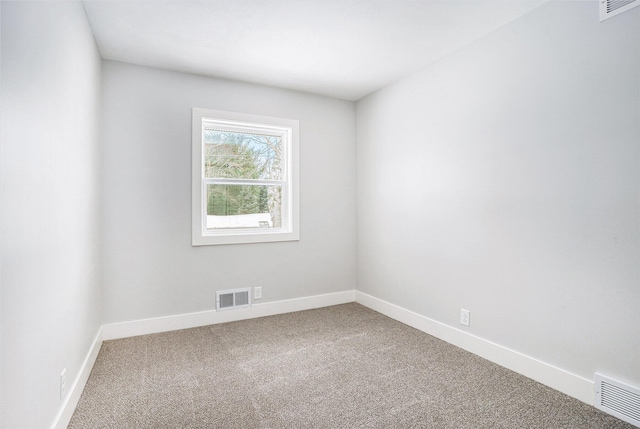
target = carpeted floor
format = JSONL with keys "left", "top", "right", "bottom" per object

{"left": 68, "top": 303, "right": 634, "bottom": 428}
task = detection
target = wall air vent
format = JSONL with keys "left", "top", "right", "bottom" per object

{"left": 216, "top": 288, "right": 251, "bottom": 311}
{"left": 595, "top": 373, "right": 640, "bottom": 427}
{"left": 600, "top": 0, "right": 640, "bottom": 21}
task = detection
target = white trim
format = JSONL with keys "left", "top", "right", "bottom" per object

{"left": 51, "top": 328, "right": 103, "bottom": 429}
{"left": 102, "top": 290, "right": 355, "bottom": 340}
{"left": 355, "top": 291, "right": 594, "bottom": 405}
{"left": 191, "top": 108, "right": 300, "bottom": 246}
{"left": 50, "top": 290, "right": 599, "bottom": 429}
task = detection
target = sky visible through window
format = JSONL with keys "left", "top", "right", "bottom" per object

{"left": 204, "top": 128, "right": 283, "bottom": 229}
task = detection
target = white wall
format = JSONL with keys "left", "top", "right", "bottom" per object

{"left": 1, "top": 2, "right": 102, "bottom": 428}
{"left": 100, "top": 61, "right": 356, "bottom": 324}
{"left": 2, "top": 1, "right": 636, "bottom": 426}
{"left": 356, "top": 1, "right": 639, "bottom": 389}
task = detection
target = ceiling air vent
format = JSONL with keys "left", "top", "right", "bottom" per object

{"left": 595, "top": 373, "right": 640, "bottom": 427}
{"left": 600, "top": 0, "right": 640, "bottom": 21}
{"left": 216, "top": 288, "right": 251, "bottom": 311}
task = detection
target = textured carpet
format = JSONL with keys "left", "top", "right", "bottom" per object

{"left": 68, "top": 303, "right": 634, "bottom": 428}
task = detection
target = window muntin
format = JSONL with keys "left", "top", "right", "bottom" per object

{"left": 192, "top": 109, "right": 299, "bottom": 246}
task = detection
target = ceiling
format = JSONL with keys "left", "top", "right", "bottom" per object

{"left": 82, "top": 0, "right": 549, "bottom": 101}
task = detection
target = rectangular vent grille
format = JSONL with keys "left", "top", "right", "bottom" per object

{"left": 595, "top": 373, "right": 640, "bottom": 427}
{"left": 600, "top": 0, "right": 640, "bottom": 21}
{"left": 216, "top": 288, "right": 251, "bottom": 311}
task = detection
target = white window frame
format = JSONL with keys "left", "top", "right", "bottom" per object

{"left": 192, "top": 108, "right": 299, "bottom": 246}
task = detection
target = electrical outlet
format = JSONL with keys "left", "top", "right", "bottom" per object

{"left": 254, "top": 286, "right": 262, "bottom": 300}
{"left": 60, "top": 368, "right": 67, "bottom": 400}
{"left": 460, "top": 309, "right": 470, "bottom": 327}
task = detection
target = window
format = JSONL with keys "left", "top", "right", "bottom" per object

{"left": 192, "top": 108, "right": 299, "bottom": 245}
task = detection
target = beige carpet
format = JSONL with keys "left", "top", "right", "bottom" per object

{"left": 68, "top": 303, "right": 634, "bottom": 428}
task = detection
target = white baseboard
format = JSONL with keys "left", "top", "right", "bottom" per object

{"left": 102, "top": 290, "right": 356, "bottom": 340}
{"left": 51, "top": 288, "right": 595, "bottom": 429}
{"left": 51, "top": 327, "right": 103, "bottom": 429}
{"left": 355, "top": 291, "right": 594, "bottom": 405}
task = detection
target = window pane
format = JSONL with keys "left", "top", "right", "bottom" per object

{"left": 206, "top": 184, "right": 282, "bottom": 229}
{"left": 204, "top": 129, "right": 282, "bottom": 180}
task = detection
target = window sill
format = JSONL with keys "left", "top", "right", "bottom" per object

{"left": 192, "top": 228, "right": 300, "bottom": 246}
